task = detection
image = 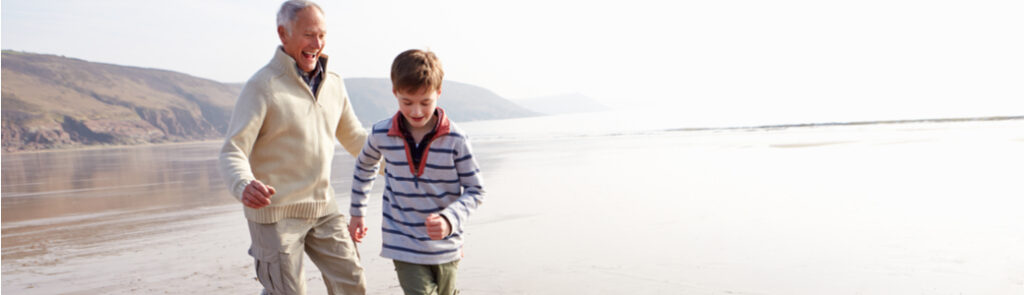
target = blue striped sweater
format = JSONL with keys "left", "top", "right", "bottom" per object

{"left": 350, "top": 108, "right": 485, "bottom": 264}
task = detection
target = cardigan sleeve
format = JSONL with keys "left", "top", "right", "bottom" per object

{"left": 334, "top": 80, "right": 369, "bottom": 159}
{"left": 218, "top": 81, "right": 269, "bottom": 201}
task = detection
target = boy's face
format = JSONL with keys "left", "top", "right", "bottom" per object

{"left": 395, "top": 88, "right": 440, "bottom": 130}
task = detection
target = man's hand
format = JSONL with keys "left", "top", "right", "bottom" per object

{"left": 241, "top": 180, "right": 275, "bottom": 209}
{"left": 349, "top": 216, "right": 368, "bottom": 243}
{"left": 426, "top": 214, "right": 452, "bottom": 240}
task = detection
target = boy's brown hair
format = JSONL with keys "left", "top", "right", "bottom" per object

{"left": 391, "top": 49, "right": 444, "bottom": 94}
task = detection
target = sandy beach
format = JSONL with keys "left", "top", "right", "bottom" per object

{"left": 3, "top": 117, "right": 1024, "bottom": 294}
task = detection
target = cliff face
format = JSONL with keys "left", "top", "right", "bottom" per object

{"left": 2, "top": 51, "right": 238, "bottom": 152}
{"left": 2, "top": 51, "right": 538, "bottom": 152}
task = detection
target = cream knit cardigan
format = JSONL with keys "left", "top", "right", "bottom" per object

{"left": 219, "top": 47, "right": 367, "bottom": 223}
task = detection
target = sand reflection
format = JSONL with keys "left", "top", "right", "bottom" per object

{"left": 3, "top": 120, "right": 1024, "bottom": 294}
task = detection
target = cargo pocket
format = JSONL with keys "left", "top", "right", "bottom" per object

{"left": 249, "top": 245, "right": 283, "bottom": 294}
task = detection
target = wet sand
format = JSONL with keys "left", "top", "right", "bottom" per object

{"left": 3, "top": 120, "right": 1024, "bottom": 294}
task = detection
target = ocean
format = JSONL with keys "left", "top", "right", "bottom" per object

{"left": 3, "top": 111, "right": 1023, "bottom": 294}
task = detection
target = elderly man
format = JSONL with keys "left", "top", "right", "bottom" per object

{"left": 219, "top": 0, "right": 367, "bottom": 294}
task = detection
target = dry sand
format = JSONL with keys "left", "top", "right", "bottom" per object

{"left": 3, "top": 119, "right": 1024, "bottom": 294}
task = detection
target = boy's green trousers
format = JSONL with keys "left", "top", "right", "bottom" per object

{"left": 393, "top": 259, "right": 460, "bottom": 295}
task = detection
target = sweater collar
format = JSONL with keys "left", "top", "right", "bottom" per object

{"left": 272, "top": 46, "right": 329, "bottom": 79}
{"left": 388, "top": 107, "right": 451, "bottom": 138}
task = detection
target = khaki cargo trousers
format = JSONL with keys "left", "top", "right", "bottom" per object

{"left": 247, "top": 212, "right": 366, "bottom": 295}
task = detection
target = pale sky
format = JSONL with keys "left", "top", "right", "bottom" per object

{"left": 3, "top": 0, "right": 1023, "bottom": 123}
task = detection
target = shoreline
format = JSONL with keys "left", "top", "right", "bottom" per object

{"left": 4, "top": 115, "right": 1022, "bottom": 154}
{"left": 1, "top": 139, "right": 223, "bottom": 155}
{"left": 666, "top": 115, "right": 1024, "bottom": 132}
{"left": 2, "top": 120, "right": 1023, "bottom": 294}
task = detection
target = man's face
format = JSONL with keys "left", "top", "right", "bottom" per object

{"left": 395, "top": 88, "right": 440, "bottom": 130}
{"left": 278, "top": 7, "right": 326, "bottom": 73}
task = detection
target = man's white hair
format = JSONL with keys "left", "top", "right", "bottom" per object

{"left": 277, "top": 0, "right": 323, "bottom": 36}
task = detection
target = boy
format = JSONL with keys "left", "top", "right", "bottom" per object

{"left": 348, "top": 49, "right": 485, "bottom": 295}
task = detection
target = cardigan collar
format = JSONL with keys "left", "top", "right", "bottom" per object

{"left": 271, "top": 46, "right": 329, "bottom": 82}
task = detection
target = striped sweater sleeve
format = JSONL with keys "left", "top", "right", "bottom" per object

{"left": 350, "top": 134, "right": 382, "bottom": 217}
{"left": 439, "top": 136, "right": 485, "bottom": 236}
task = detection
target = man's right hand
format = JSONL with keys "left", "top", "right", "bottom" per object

{"left": 241, "top": 180, "right": 275, "bottom": 209}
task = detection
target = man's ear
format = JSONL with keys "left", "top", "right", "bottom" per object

{"left": 277, "top": 26, "right": 288, "bottom": 44}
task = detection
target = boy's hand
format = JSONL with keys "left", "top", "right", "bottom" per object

{"left": 242, "top": 180, "right": 275, "bottom": 209}
{"left": 348, "top": 216, "right": 368, "bottom": 243}
{"left": 426, "top": 214, "right": 452, "bottom": 240}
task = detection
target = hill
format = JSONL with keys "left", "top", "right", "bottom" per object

{"left": 1, "top": 51, "right": 536, "bottom": 152}
{"left": 346, "top": 78, "right": 538, "bottom": 126}
{"left": 2, "top": 50, "right": 236, "bottom": 152}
